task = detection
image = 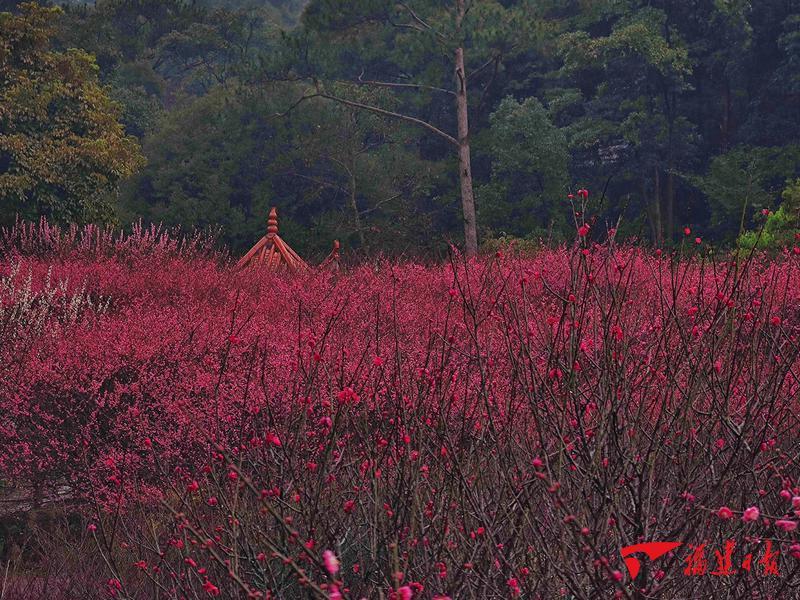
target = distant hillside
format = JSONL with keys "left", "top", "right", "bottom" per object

{"left": 49, "top": 0, "right": 309, "bottom": 27}
{"left": 196, "top": 0, "right": 309, "bottom": 26}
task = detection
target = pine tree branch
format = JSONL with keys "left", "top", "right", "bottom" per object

{"left": 318, "top": 92, "right": 458, "bottom": 146}
{"left": 278, "top": 91, "right": 458, "bottom": 146}
{"left": 336, "top": 73, "right": 454, "bottom": 96}
{"left": 397, "top": 2, "right": 445, "bottom": 38}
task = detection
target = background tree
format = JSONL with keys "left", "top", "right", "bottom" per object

{"left": 478, "top": 96, "right": 569, "bottom": 240}
{"left": 557, "top": 4, "right": 694, "bottom": 244}
{"left": 6, "top": 0, "right": 798, "bottom": 253}
{"left": 121, "top": 82, "right": 440, "bottom": 255}
{"left": 0, "top": 2, "right": 144, "bottom": 226}
{"left": 292, "top": 0, "right": 536, "bottom": 255}
{"left": 689, "top": 145, "right": 800, "bottom": 241}
{"left": 738, "top": 178, "right": 800, "bottom": 250}
{"left": 281, "top": 85, "right": 438, "bottom": 252}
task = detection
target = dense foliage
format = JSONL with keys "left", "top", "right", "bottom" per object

{"left": 0, "top": 3, "right": 144, "bottom": 226}
{"left": 2, "top": 220, "right": 800, "bottom": 598}
{"left": 0, "top": 0, "right": 798, "bottom": 254}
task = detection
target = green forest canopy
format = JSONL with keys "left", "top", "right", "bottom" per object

{"left": 1, "top": 0, "right": 798, "bottom": 256}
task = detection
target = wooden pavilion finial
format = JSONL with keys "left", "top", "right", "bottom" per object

{"left": 267, "top": 207, "right": 278, "bottom": 238}
{"left": 236, "top": 206, "right": 317, "bottom": 273}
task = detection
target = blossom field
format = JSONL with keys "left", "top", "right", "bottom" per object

{"left": 2, "top": 221, "right": 800, "bottom": 599}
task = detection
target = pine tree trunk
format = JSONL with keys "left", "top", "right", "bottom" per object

{"left": 654, "top": 168, "right": 663, "bottom": 246}
{"left": 722, "top": 80, "right": 732, "bottom": 151}
{"left": 647, "top": 170, "right": 663, "bottom": 246}
{"left": 349, "top": 168, "right": 365, "bottom": 245}
{"left": 666, "top": 168, "right": 675, "bottom": 241}
{"left": 455, "top": 0, "right": 477, "bottom": 257}
{"left": 665, "top": 107, "right": 676, "bottom": 241}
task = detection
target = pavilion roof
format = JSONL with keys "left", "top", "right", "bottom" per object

{"left": 235, "top": 207, "right": 309, "bottom": 272}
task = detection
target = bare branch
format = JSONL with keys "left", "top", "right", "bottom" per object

{"left": 359, "top": 192, "right": 403, "bottom": 215}
{"left": 387, "top": 19, "right": 428, "bottom": 34}
{"left": 398, "top": 2, "right": 431, "bottom": 30}
{"left": 476, "top": 55, "right": 501, "bottom": 114}
{"left": 272, "top": 88, "right": 319, "bottom": 117}
{"left": 335, "top": 73, "right": 454, "bottom": 96}
{"left": 398, "top": 2, "right": 446, "bottom": 39}
{"left": 316, "top": 92, "right": 458, "bottom": 146}
{"left": 468, "top": 53, "right": 501, "bottom": 79}
{"left": 274, "top": 90, "right": 457, "bottom": 145}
